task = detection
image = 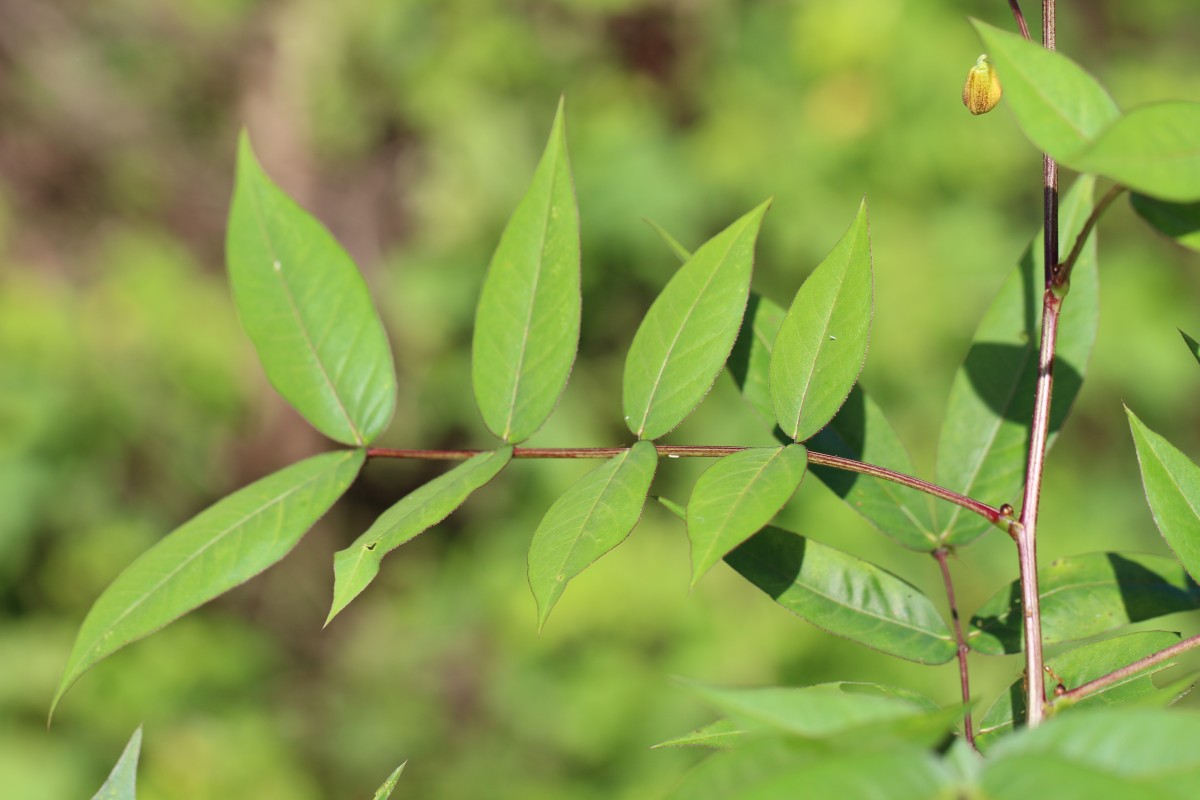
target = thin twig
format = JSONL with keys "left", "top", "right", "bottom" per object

{"left": 365, "top": 445, "right": 1004, "bottom": 523}
{"left": 1014, "top": 0, "right": 1057, "bottom": 729}
{"left": 934, "top": 548, "right": 976, "bottom": 749}
{"left": 1007, "top": 0, "right": 1032, "bottom": 40}
{"left": 1053, "top": 184, "right": 1127, "bottom": 287}
{"left": 1051, "top": 632, "right": 1200, "bottom": 707}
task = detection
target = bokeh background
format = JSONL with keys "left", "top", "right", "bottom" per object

{"left": 3, "top": 0, "right": 1200, "bottom": 797}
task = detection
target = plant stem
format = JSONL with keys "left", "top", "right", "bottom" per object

{"left": 1015, "top": 0, "right": 1057, "bottom": 729}
{"left": 1054, "top": 184, "right": 1126, "bottom": 288}
{"left": 1051, "top": 632, "right": 1200, "bottom": 707}
{"left": 1007, "top": 0, "right": 1031, "bottom": 40}
{"left": 365, "top": 445, "right": 1004, "bottom": 524}
{"left": 933, "top": 548, "right": 976, "bottom": 749}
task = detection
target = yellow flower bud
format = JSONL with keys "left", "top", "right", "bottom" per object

{"left": 962, "top": 54, "right": 1002, "bottom": 115}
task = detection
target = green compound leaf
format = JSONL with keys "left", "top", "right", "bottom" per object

{"left": 372, "top": 763, "right": 406, "bottom": 799}
{"left": 981, "top": 709, "right": 1200, "bottom": 800}
{"left": 327, "top": 447, "right": 513, "bottom": 623}
{"left": 770, "top": 199, "right": 873, "bottom": 443}
{"left": 53, "top": 449, "right": 364, "bottom": 717}
{"left": 227, "top": 133, "right": 396, "bottom": 447}
{"left": 687, "top": 445, "right": 808, "bottom": 586}
{"left": 1128, "top": 409, "right": 1200, "bottom": 582}
{"left": 976, "top": 631, "right": 1181, "bottom": 750}
{"left": 726, "top": 293, "right": 939, "bottom": 551}
{"left": 91, "top": 726, "right": 142, "bottom": 800}
{"left": 968, "top": 551, "right": 1200, "bottom": 655}
{"left": 1070, "top": 103, "right": 1200, "bottom": 203}
{"left": 651, "top": 719, "right": 744, "bottom": 751}
{"left": 972, "top": 19, "right": 1120, "bottom": 160}
{"left": 1184, "top": 331, "right": 1200, "bottom": 366}
{"left": 472, "top": 98, "right": 581, "bottom": 443}
{"left": 1131, "top": 194, "right": 1200, "bottom": 252}
{"left": 725, "top": 526, "right": 956, "bottom": 664}
{"left": 624, "top": 200, "right": 771, "bottom": 440}
{"left": 528, "top": 441, "right": 658, "bottom": 629}
{"left": 936, "top": 175, "right": 1099, "bottom": 545}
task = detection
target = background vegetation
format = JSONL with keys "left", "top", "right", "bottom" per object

{"left": 2, "top": 1, "right": 1199, "bottom": 796}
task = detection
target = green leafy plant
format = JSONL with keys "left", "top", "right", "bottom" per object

{"left": 49, "top": 2, "right": 1200, "bottom": 795}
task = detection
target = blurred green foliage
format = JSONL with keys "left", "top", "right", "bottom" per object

{"left": 2, "top": 1, "right": 1200, "bottom": 797}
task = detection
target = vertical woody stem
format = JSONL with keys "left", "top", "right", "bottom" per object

{"left": 1014, "top": 0, "right": 1058, "bottom": 729}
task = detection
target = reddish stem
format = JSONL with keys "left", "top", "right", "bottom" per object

{"left": 934, "top": 548, "right": 976, "bottom": 749}
{"left": 365, "top": 444, "right": 1004, "bottom": 524}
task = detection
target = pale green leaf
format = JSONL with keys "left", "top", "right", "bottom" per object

{"left": 1131, "top": 194, "right": 1200, "bottom": 252}
{"left": 770, "top": 199, "right": 872, "bottom": 442}
{"left": 373, "top": 763, "right": 406, "bottom": 799}
{"left": 328, "top": 448, "right": 514, "bottom": 623}
{"left": 644, "top": 217, "right": 693, "bottom": 264}
{"left": 624, "top": 200, "right": 771, "bottom": 440}
{"left": 972, "top": 19, "right": 1120, "bottom": 160}
{"left": 687, "top": 445, "right": 808, "bottom": 586}
{"left": 528, "top": 441, "right": 658, "bottom": 628}
{"left": 976, "top": 631, "right": 1181, "bottom": 750}
{"left": 969, "top": 552, "right": 1200, "bottom": 655}
{"left": 936, "top": 175, "right": 1099, "bottom": 545}
{"left": 651, "top": 719, "right": 744, "bottom": 750}
{"left": 684, "top": 681, "right": 939, "bottom": 740}
{"left": 91, "top": 726, "right": 141, "bottom": 800}
{"left": 472, "top": 97, "right": 580, "bottom": 443}
{"left": 671, "top": 740, "right": 951, "bottom": 800}
{"left": 1128, "top": 409, "right": 1200, "bottom": 582}
{"left": 53, "top": 449, "right": 364, "bottom": 716}
{"left": 726, "top": 526, "right": 956, "bottom": 664}
{"left": 226, "top": 133, "right": 396, "bottom": 446}
{"left": 1070, "top": 103, "right": 1200, "bottom": 203}
{"left": 982, "top": 709, "right": 1200, "bottom": 800}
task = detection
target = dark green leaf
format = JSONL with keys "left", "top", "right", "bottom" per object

{"left": 226, "top": 133, "right": 396, "bottom": 446}
{"left": 651, "top": 719, "right": 744, "bottom": 750}
{"left": 972, "top": 20, "right": 1120, "bottom": 160}
{"left": 968, "top": 552, "right": 1200, "bottom": 655}
{"left": 1185, "top": 331, "right": 1200, "bottom": 366}
{"left": 472, "top": 98, "right": 581, "bottom": 443}
{"left": 91, "top": 726, "right": 141, "bottom": 800}
{"left": 1131, "top": 194, "right": 1200, "bottom": 252}
{"left": 373, "top": 763, "right": 406, "bottom": 799}
{"left": 1128, "top": 409, "right": 1200, "bottom": 582}
{"left": 770, "top": 200, "right": 872, "bottom": 443}
{"left": 976, "top": 631, "right": 1181, "bottom": 750}
{"left": 624, "top": 201, "right": 771, "bottom": 440}
{"left": 52, "top": 449, "right": 364, "bottom": 716}
{"left": 328, "top": 447, "right": 514, "bottom": 623}
{"left": 726, "top": 526, "right": 956, "bottom": 664}
{"left": 726, "top": 294, "right": 939, "bottom": 550}
{"left": 687, "top": 445, "right": 808, "bottom": 586}
{"left": 982, "top": 709, "right": 1200, "bottom": 800}
{"left": 726, "top": 292, "right": 786, "bottom": 427}
{"left": 809, "top": 387, "right": 940, "bottom": 551}
{"left": 936, "top": 175, "right": 1099, "bottom": 545}
{"left": 1070, "top": 103, "right": 1200, "bottom": 203}
{"left": 528, "top": 441, "right": 658, "bottom": 628}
